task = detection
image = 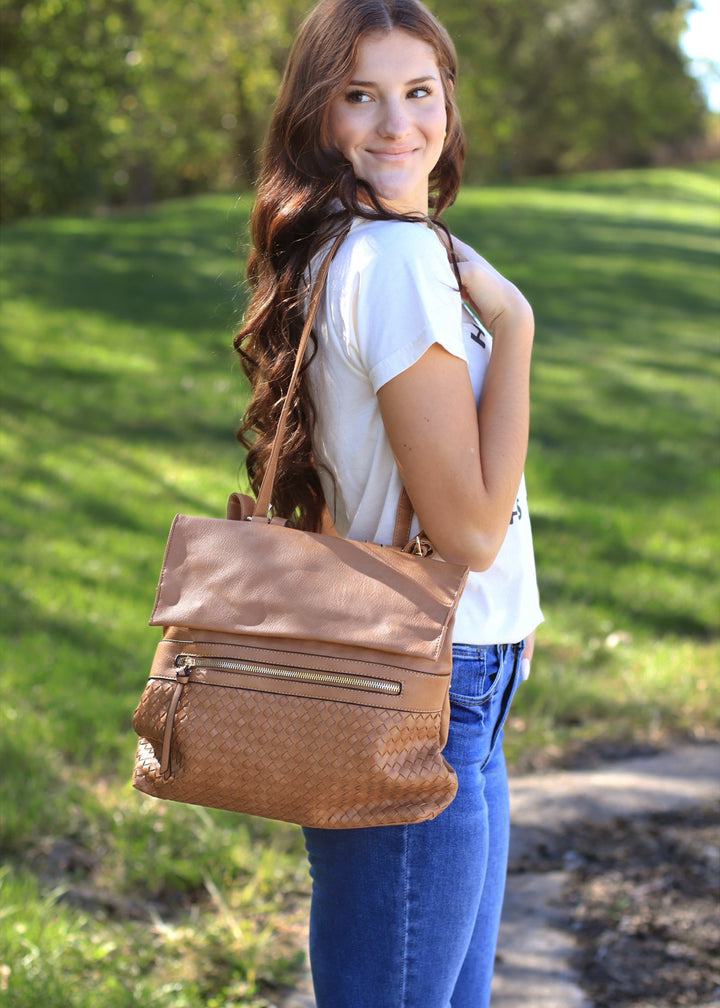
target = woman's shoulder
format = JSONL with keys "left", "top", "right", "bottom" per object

{"left": 341, "top": 217, "right": 449, "bottom": 269}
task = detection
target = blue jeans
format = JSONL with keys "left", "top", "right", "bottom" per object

{"left": 302, "top": 641, "right": 524, "bottom": 1008}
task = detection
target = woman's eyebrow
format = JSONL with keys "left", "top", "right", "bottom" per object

{"left": 347, "top": 73, "right": 439, "bottom": 87}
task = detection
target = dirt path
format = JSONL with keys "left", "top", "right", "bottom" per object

{"left": 493, "top": 742, "right": 720, "bottom": 1007}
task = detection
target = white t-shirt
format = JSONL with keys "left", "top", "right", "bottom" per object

{"left": 306, "top": 217, "right": 543, "bottom": 645}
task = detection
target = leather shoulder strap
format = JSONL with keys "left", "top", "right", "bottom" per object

{"left": 249, "top": 227, "right": 420, "bottom": 551}
{"left": 393, "top": 487, "right": 414, "bottom": 547}
{"left": 253, "top": 230, "right": 347, "bottom": 521}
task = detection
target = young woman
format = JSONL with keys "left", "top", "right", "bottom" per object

{"left": 235, "top": 1, "right": 542, "bottom": 1005}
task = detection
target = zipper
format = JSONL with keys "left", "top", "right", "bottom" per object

{"left": 174, "top": 653, "right": 401, "bottom": 696}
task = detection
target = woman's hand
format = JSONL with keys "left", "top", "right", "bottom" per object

{"left": 449, "top": 234, "right": 533, "bottom": 336}
{"left": 520, "top": 629, "right": 535, "bottom": 680}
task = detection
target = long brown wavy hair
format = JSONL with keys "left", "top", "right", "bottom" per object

{"left": 234, "top": 0, "right": 466, "bottom": 531}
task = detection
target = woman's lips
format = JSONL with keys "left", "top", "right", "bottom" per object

{"left": 368, "top": 148, "right": 416, "bottom": 160}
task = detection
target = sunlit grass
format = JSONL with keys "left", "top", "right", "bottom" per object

{"left": 446, "top": 163, "right": 720, "bottom": 763}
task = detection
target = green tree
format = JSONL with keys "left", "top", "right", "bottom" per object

{"left": 0, "top": 0, "right": 299, "bottom": 217}
{"left": 440, "top": 0, "right": 706, "bottom": 178}
{"left": 100, "top": 0, "right": 301, "bottom": 204}
{"left": 1, "top": 0, "right": 136, "bottom": 217}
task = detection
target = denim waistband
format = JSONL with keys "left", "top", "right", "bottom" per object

{"left": 452, "top": 641, "right": 524, "bottom": 661}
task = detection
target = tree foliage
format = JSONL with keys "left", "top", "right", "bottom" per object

{"left": 0, "top": 0, "right": 708, "bottom": 218}
{"left": 446, "top": 0, "right": 707, "bottom": 179}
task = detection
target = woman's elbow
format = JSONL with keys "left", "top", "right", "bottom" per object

{"left": 434, "top": 527, "right": 504, "bottom": 572}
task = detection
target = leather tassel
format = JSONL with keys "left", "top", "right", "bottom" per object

{"left": 160, "top": 665, "right": 190, "bottom": 778}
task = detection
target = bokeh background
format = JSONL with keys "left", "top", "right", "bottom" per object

{"left": 2, "top": 0, "right": 719, "bottom": 219}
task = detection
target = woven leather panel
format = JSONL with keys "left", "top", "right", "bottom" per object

{"left": 133, "top": 675, "right": 457, "bottom": 827}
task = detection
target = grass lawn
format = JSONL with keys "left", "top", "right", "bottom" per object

{"left": 1, "top": 164, "right": 719, "bottom": 1005}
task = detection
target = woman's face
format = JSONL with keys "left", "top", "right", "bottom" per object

{"left": 327, "top": 28, "right": 447, "bottom": 215}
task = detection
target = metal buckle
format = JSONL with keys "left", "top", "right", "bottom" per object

{"left": 403, "top": 535, "right": 434, "bottom": 558}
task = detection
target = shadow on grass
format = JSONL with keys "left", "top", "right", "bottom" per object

{"left": 449, "top": 205, "right": 719, "bottom": 328}
{"left": 0, "top": 197, "right": 249, "bottom": 332}
{"left": 2, "top": 352, "right": 240, "bottom": 452}
{"left": 0, "top": 730, "right": 87, "bottom": 857}
{"left": 530, "top": 511, "right": 717, "bottom": 640}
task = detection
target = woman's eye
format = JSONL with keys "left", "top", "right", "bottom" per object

{"left": 343, "top": 84, "right": 433, "bottom": 103}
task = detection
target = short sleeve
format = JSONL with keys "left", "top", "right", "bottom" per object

{"left": 347, "top": 221, "right": 466, "bottom": 393}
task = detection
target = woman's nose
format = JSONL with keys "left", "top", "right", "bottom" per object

{"left": 378, "top": 98, "right": 410, "bottom": 138}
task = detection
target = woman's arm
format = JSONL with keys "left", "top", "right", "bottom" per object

{"left": 376, "top": 238, "right": 533, "bottom": 571}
